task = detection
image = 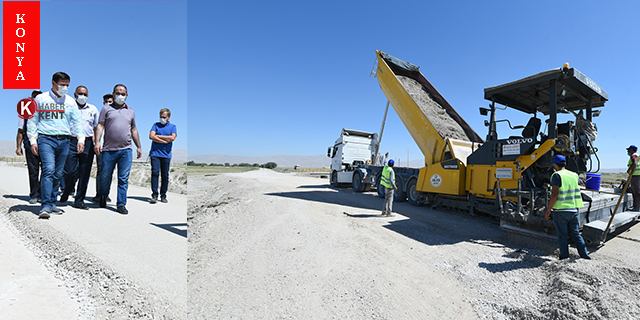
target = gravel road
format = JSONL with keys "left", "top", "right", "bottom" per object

{"left": 188, "top": 169, "right": 640, "bottom": 320}
{"left": 0, "top": 164, "right": 186, "bottom": 319}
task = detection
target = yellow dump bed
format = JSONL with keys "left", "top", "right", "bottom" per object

{"left": 375, "top": 50, "right": 483, "bottom": 165}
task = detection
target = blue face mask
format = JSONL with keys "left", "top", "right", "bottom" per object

{"left": 629, "top": 152, "right": 634, "bottom": 156}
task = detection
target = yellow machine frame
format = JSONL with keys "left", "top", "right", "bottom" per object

{"left": 375, "top": 50, "right": 449, "bottom": 166}
{"left": 466, "top": 139, "right": 556, "bottom": 199}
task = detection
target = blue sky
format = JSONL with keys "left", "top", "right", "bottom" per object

{"left": 189, "top": 0, "right": 636, "bottom": 170}
{"left": 1, "top": 0, "right": 187, "bottom": 153}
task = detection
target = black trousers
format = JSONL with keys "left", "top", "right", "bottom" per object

{"left": 62, "top": 139, "right": 95, "bottom": 204}
{"left": 23, "top": 140, "right": 41, "bottom": 199}
{"left": 631, "top": 175, "right": 640, "bottom": 210}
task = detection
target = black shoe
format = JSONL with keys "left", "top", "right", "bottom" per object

{"left": 73, "top": 203, "right": 89, "bottom": 210}
{"left": 160, "top": 197, "right": 168, "bottom": 203}
{"left": 59, "top": 194, "right": 69, "bottom": 203}
{"left": 99, "top": 195, "right": 107, "bottom": 208}
{"left": 117, "top": 206, "right": 128, "bottom": 215}
{"left": 150, "top": 196, "right": 157, "bottom": 204}
{"left": 92, "top": 196, "right": 100, "bottom": 203}
{"left": 107, "top": 197, "right": 112, "bottom": 202}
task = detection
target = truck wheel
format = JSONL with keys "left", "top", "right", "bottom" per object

{"left": 353, "top": 171, "right": 365, "bottom": 192}
{"left": 376, "top": 175, "right": 385, "bottom": 198}
{"left": 407, "top": 178, "right": 422, "bottom": 206}
{"left": 394, "top": 176, "right": 406, "bottom": 202}
{"left": 330, "top": 171, "right": 338, "bottom": 187}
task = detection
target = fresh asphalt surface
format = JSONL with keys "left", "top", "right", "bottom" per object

{"left": 0, "top": 164, "right": 186, "bottom": 317}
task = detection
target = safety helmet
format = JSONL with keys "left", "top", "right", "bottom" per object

{"left": 553, "top": 155, "right": 566, "bottom": 165}
{"left": 388, "top": 159, "right": 394, "bottom": 166}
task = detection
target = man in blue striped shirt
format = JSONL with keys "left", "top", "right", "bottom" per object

{"left": 27, "top": 72, "right": 86, "bottom": 219}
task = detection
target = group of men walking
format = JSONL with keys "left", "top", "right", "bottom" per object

{"left": 17, "top": 71, "right": 177, "bottom": 219}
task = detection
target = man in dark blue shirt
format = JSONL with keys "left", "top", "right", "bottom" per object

{"left": 148, "top": 108, "right": 177, "bottom": 203}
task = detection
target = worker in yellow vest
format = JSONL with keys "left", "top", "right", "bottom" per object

{"left": 544, "top": 155, "right": 591, "bottom": 260}
{"left": 380, "top": 159, "right": 397, "bottom": 217}
{"left": 626, "top": 145, "right": 640, "bottom": 211}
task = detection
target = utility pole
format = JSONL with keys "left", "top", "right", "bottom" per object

{"left": 407, "top": 148, "right": 410, "bottom": 167}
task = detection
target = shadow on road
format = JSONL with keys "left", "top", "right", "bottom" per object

{"left": 266, "top": 188, "right": 382, "bottom": 212}
{"left": 478, "top": 251, "right": 552, "bottom": 273}
{"left": 7, "top": 204, "right": 40, "bottom": 216}
{"left": 3, "top": 194, "right": 31, "bottom": 202}
{"left": 343, "top": 212, "right": 384, "bottom": 218}
{"left": 128, "top": 196, "right": 153, "bottom": 203}
{"left": 150, "top": 223, "right": 187, "bottom": 238}
{"left": 267, "top": 184, "right": 560, "bottom": 271}
{"left": 296, "top": 185, "right": 332, "bottom": 189}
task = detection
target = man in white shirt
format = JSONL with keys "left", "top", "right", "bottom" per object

{"left": 58, "top": 86, "right": 99, "bottom": 209}
{"left": 27, "top": 72, "right": 85, "bottom": 218}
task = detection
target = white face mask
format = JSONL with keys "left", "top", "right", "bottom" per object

{"left": 76, "top": 95, "right": 88, "bottom": 105}
{"left": 57, "top": 85, "right": 69, "bottom": 96}
{"left": 160, "top": 118, "right": 168, "bottom": 125}
{"left": 115, "top": 94, "right": 126, "bottom": 105}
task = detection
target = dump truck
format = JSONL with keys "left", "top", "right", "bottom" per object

{"left": 328, "top": 128, "right": 381, "bottom": 190}
{"left": 340, "top": 50, "right": 637, "bottom": 244}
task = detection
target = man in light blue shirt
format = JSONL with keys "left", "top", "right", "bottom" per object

{"left": 27, "top": 72, "right": 85, "bottom": 219}
{"left": 148, "top": 108, "right": 177, "bottom": 203}
{"left": 59, "top": 86, "right": 99, "bottom": 210}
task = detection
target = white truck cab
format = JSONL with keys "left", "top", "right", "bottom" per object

{"left": 328, "top": 128, "right": 381, "bottom": 187}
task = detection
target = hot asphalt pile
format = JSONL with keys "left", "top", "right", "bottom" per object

{"left": 398, "top": 75, "right": 470, "bottom": 141}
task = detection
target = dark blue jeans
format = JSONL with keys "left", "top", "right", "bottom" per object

{"left": 99, "top": 149, "right": 132, "bottom": 207}
{"left": 62, "top": 139, "right": 94, "bottom": 205}
{"left": 551, "top": 209, "right": 590, "bottom": 259}
{"left": 37, "top": 135, "right": 69, "bottom": 208}
{"left": 150, "top": 156, "right": 171, "bottom": 199}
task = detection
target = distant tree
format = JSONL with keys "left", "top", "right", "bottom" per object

{"left": 263, "top": 162, "right": 277, "bottom": 169}
{"left": 224, "top": 163, "right": 230, "bottom": 167}
{"left": 253, "top": 163, "right": 259, "bottom": 167}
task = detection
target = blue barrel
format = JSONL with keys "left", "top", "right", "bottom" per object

{"left": 586, "top": 173, "right": 601, "bottom": 191}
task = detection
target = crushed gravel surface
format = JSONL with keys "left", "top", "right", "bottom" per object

{"left": 0, "top": 163, "right": 185, "bottom": 319}
{"left": 188, "top": 169, "right": 640, "bottom": 319}
{"left": 100, "top": 164, "right": 187, "bottom": 195}
{"left": 0, "top": 201, "right": 182, "bottom": 319}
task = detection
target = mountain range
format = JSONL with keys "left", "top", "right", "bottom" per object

{"left": 187, "top": 154, "right": 332, "bottom": 169}
{"left": 0, "top": 139, "right": 628, "bottom": 172}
